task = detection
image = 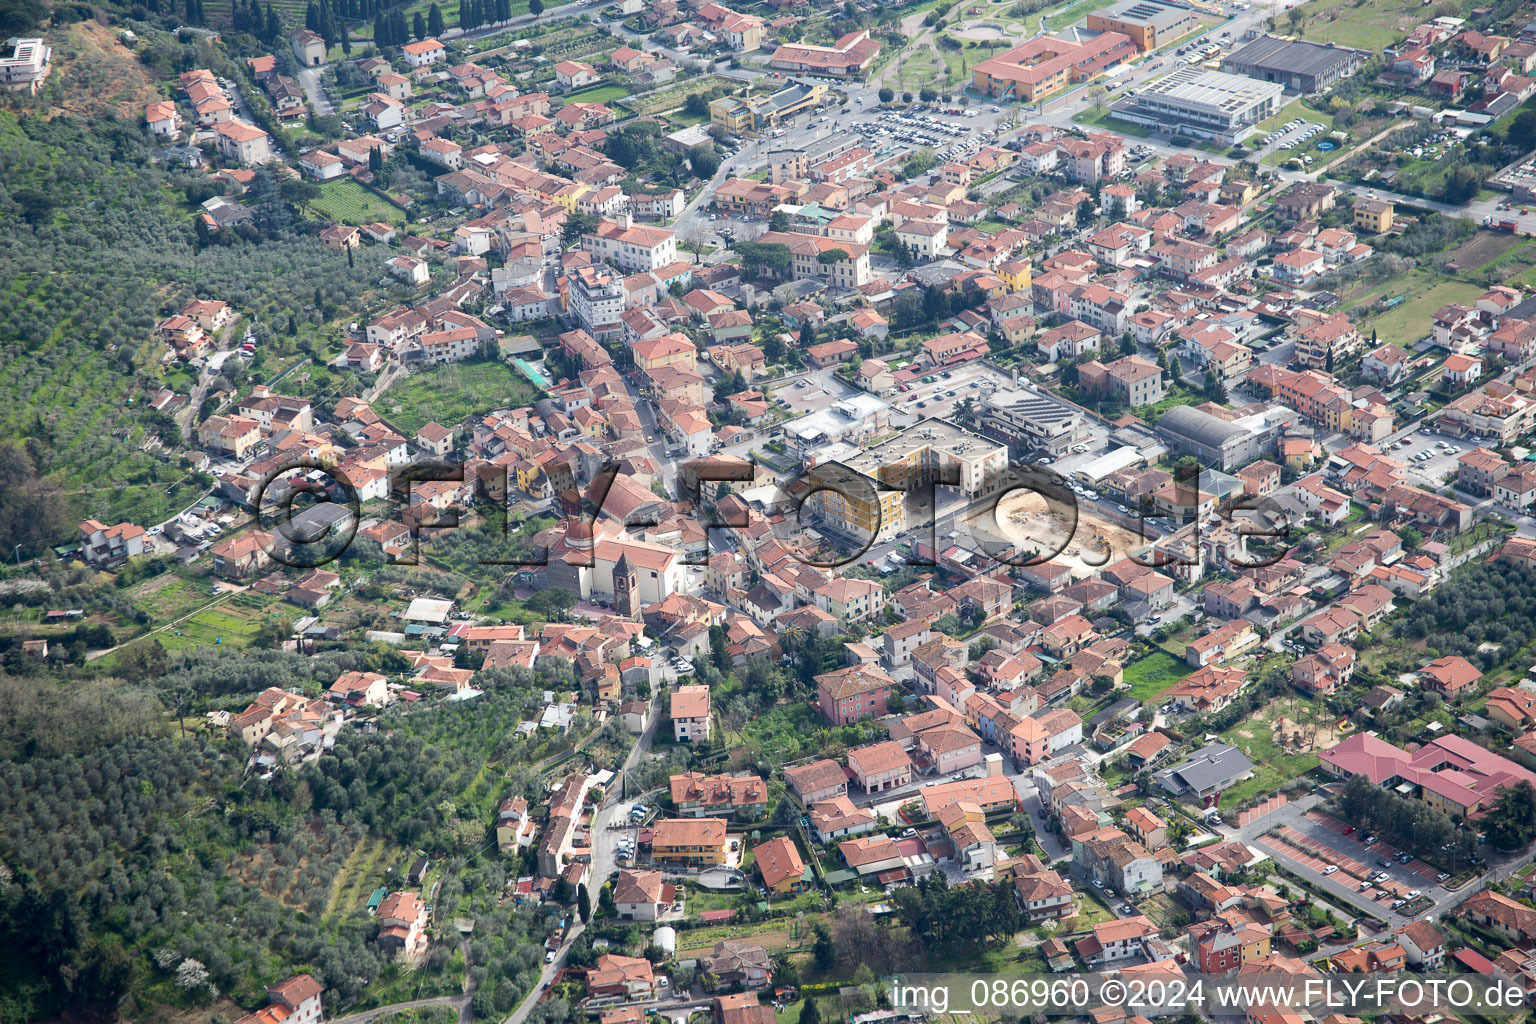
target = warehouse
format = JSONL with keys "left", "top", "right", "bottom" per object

{"left": 1086, "top": 0, "right": 1200, "bottom": 53}
{"left": 1112, "top": 66, "right": 1283, "bottom": 144}
{"left": 1220, "top": 34, "right": 1365, "bottom": 93}
{"left": 1154, "top": 406, "right": 1265, "bottom": 471}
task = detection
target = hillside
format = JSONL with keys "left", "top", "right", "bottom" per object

{"left": 0, "top": 102, "right": 390, "bottom": 549}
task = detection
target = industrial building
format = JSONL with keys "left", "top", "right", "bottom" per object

{"left": 1154, "top": 405, "right": 1291, "bottom": 471}
{"left": 1086, "top": 0, "right": 1200, "bottom": 53}
{"left": 977, "top": 386, "right": 1087, "bottom": 456}
{"left": 1112, "top": 66, "right": 1283, "bottom": 144}
{"left": 1220, "top": 34, "right": 1365, "bottom": 94}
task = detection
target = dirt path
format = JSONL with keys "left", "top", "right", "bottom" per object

{"left": 85, "top": 589, "right": 240, "bottom": 661}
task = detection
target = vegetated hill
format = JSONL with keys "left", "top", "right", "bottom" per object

{"left": 0, "top": 650, "right": 585, "bottom": 1022}
{"left": 0, "top": 105, "right": 390, "bottom": 552}
{"left": 40, "top": 20, "right": 164, "bottom": 120}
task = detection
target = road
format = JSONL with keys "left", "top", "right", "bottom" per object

{"left": 501, "top": 693, "right": 662, "bottom": 1024}
{"left": 328, "top": 995, "right": 469, "bottom": 1024}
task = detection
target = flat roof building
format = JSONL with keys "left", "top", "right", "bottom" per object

{"left": 1087, "top": 0, "right": 1200, "bottom": 52}
{"left": 1220, "top": 34, "right": 1365, "bottom": 94}
{"left": 1112, "top": 66, "right": 1283, "bottom": 144}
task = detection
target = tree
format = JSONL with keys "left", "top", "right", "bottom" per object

{"left": 800, "top": 999, "right": 823, "bottom": 1024}
{"left": 1511, "top": 109, "right": 1536, "bottom": 154}
{"left": 530, "top": 0, "right": 544, "bottom": 14}
{"left": 577, "top": 883, "right": 591, "bottom": 923}
{"left": 684, "top": 93, "right": 710, "bottom": 118}
{"left": 690, "top": 146, "right": 720, "bottom": 179}
{"left": 1485, "top": 782, "right": 1536, "bottom": 851}
{"left": 414, "top": 10, "right": 426, "bottom": 37}
{"left": 812, "top": 924, "right": 835, "bottom": 971}
{"left": 428, "top": 2, "right": 445, "bottom": 35}
{"left": 878, "top": 87, "right": 894, "bottom": 103}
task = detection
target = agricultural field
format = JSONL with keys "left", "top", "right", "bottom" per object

{"left": 380, "top": 359, "right": 541, "bottom": 435}
{"left": 311, "top": 179, "right": 410, "bottom": 227}
{"left": 128, "top": 572, "right": 216, "bottom": 622}
{"left": 156, "top": 601, "right": 276, "bottom": 653}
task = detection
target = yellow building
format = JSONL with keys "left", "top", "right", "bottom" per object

{"left": 651, "top": 817, "right": 730, "bottom": 865}
{"left": 634, "top": 332, "right": 697, "bottom": 373}
{"left": 551, "top": 181, "right": 590, "bottom": 213}
{"left": 997, "top": 258, "right": 1034, "bottom": 293}
{"left": 1085, "top": 0, "right": 1199, "bottom": 53}
{"left": 709, "top": 96, "right": 756, "bottom": 134}
{"left": 806, "top": 485, "right": 905, "bottom": 542}
{"left": 1354, "top": 197, "right": 1394, "bottom": 234}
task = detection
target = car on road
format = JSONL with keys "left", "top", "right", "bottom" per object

{"left": 545, "top": 951, "right": 557, "bottom": 963}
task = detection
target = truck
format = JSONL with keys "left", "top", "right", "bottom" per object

{"left": 1499, "top": 219, "right": 1519, "bottom": 233}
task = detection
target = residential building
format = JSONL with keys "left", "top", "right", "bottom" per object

{"left": 651, "top": 817, "right": 730, "bottom": 865}
{"left": 671, "top": 684, "right": 712, "bottom": 742}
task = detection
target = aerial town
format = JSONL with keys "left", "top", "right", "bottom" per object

{"left": 19, "top": 0, "right": 1536, "bottom": 1018}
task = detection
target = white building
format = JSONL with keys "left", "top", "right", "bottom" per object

{"left": 570, "top": 263, "right": 626, "bottom": 340}
{"left": 402, "top": 38, "right": 447, "bottom": 67}
{"left": 582, "top": 213, "right": 677, "bottom": 272}
{"left": 1114, "top": 66, "right": 1283, "bottom": 144}
{"left": 213, "top": 119, "right": 273, "bottom": 165}
{"left": 0, "top": 38, "right": 51, "bottom": 93}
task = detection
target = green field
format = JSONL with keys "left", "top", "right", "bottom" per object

{"left": 565, "top": 82, "right": 632, "bottom": 104}
{"left": 311, "top": 178, "right": 409, "bottom": 227}
{"left": 1292, "top": 0, "right": 1424, "bottom": 50}
{"left": 129, "top": 573, "right": 215, "bottom": 621}
{"left": 1351, "top": 270, "right": 1484, "bottom": 346}
{"left": 1043, "top": 0, "right": 1104, "bottom": 31}
{"left": 158, "top": 604, "right": 272, "bottom": 653}
{"left": 381, "top": 359, "right": 541, "bottom": 435}
{"left": 1123, "top": 650, "right": 1194, "bottom": 703}
{"left": 1218, "top": 705, "right": 1326, "bottom": 809}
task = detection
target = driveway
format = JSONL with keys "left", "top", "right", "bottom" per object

{"left": 297, "top": 66, "right": 334, "bottom": 116}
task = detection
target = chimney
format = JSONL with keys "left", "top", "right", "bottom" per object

{"left": 615, "top": 210, "right": 633, "bottom": 231}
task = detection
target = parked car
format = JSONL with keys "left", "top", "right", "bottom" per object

{"left": 1322, "top": 865, "right": 1339, "bottom": 875}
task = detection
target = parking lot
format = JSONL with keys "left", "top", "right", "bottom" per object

{"left": 853, "top": 106, "right": 1015, "bottom": 166}
{"left": 1256, "top": 808, "right": 1444, "bottom": 919}
{"left": 889, "top": 361, "right": 1014, "bottom": 424}
{"left": 1385, "top": 426, "right": 1465, "bottom": 488}
{"left": 1255, "top": 117, "right": 1331, "bottom": 165}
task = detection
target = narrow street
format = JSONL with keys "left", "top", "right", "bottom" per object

{"left": 501, "top": 692, "right": 662, "bottom": 1024}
